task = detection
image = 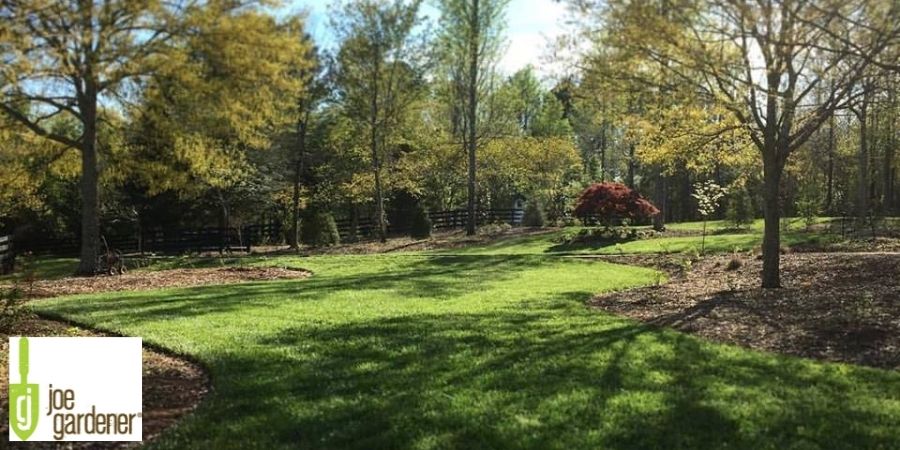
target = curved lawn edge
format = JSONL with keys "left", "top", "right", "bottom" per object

{"left": 2, "top": 313, "right": 211, "bottom": 449}
{"left": 24, "top": 254, "right": 900, "bottom": 449}
{"left": 591, "top": 253, "right": 900, "bottom": 371}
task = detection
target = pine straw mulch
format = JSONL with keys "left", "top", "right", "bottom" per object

{"left": 17, "top": 266, "right": 311, "bottom": 299}
{"left": 591, "top": 253, "right": 900, "bottom": 370}
{"left": 1, "top": 317, "right": 209, "bottom": 449}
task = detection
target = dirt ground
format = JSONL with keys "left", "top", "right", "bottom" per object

{"left": 12, "top": 266, "right": 311, "bottom": 299}
{"left": 0, "top": 318, "right": 208, "bottom": 449}
{"left": 592, "top": 253, "right": 900, "bottom": 370}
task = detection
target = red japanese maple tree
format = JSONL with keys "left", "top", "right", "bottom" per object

{"left": 574, "top": 182, "right": 660, "bottom": 225}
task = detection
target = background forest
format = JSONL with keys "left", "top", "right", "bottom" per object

{"left": 1, "top": 0, "right": 898, "bottom": 279}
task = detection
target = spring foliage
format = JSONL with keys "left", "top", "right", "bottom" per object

{"left": 574, "top": 182, "right": 659, "bottom": 224}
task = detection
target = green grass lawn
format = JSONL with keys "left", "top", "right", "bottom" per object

{"left": 0, "top": 217, "right": 856, "bottom": 281}
{"left": 1, "top": 254, "right": 251, "bottom": 283}
{"left": 32, "top": 253, "right": 900, "bottom": 449}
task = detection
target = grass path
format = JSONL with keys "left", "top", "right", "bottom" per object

{"left": 29, "top": 253, "right": 900, "bottom": 449}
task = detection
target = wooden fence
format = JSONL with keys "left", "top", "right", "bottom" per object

{"left": 13, "top": 208, "right": 527, "bottom": 256}
{"left": 334, "top": 208, "right": 525, "bottom": 239}
{"left": 0, "top": 235, "right": 13, "bottom": 274}
{"left": 15, "top": 223, "right": 284, "bottom": 257}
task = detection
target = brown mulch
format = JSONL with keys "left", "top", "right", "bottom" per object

{"left": 16, "top": 266, "right": 311, "bottom": 299}
{"left": 0, "top": 318, "right": 209, "bottom": 449}
{"left": 591, "top": 253, "right": 900, "bottom": 370}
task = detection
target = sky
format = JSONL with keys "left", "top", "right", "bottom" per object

{"left": 283, "top": 0, "right": 571, "bottom": 79}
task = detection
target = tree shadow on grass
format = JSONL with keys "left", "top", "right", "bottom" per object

{"left": 38, "top": 256, "right": 564, "bottom": 327}
{"left": 167, "top": 307, "right": 900, "bottom": 450}
{"left": 36, "top": 255, "right": 900, "bottom": 449}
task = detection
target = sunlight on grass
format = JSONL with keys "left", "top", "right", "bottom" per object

{"left": 32, "top": 253, "right": 900, "bottom": 449}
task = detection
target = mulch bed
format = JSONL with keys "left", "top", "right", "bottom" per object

{"left": 591, "top": 253, "right": 900, "bottom": 370}
{"left": 1, "top": 318, "right": 209, "bottom": 449}
{"left": 12, "top": 266, "right": 311, "bottom": 299}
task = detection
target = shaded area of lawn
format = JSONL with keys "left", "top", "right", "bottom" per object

{"left": 32, "top": 255, "right": 900, "bottom": 449}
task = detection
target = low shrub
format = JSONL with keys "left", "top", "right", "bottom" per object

{"left": 300, "top": 209, "right": 341, "bottom": 247}
{"left": 477, "top": 223, "right": 512, "bottom": 236}
{"left": 555, "top": 227, "right": 658, "bottom": 246}
{"left": 409, "top": 204, "right": 433, "bottom": 239}
{"left": 522, "top": 200, "right": 546, "bottom": 228}
{"left": 574, "top": 182, "right": 660, "bottom": 225}
{"left": 725, "top": 256, "right": 743, "bottom": 271}
{"left": 0, "top": 286, "right": 28, "bottom": 332}
{"left": 726, "top": 186, "right": 754, "bottom": 228}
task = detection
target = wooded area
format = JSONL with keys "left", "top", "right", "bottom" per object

{"left": 1, "top": 0, "right": 898, "bottom": 288}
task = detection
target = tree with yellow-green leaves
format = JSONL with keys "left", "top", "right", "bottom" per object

{"left": 1, "top": 0, "right": 205, "bottom": 273}
{"left": 1, "top": 0, "right": 312, "bottom": 272}
{"left": 0, "top": 116, "right": 56, "bottom": 218}
{"left": 332, "top": 0, "right": 431, "bottom": 243}
{"left": 566, "top": 0, "right": 899, "bottom": 288}
{"left": 437, "top": 0, "right": 510, "bottom": 236}
{"left": 128, "top": 9, "right": 311, "bottom": 234}
{"left": 0, "top": 0, "right": 204, "bottom": 273}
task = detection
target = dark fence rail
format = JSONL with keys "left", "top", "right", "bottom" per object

{"left": 14, "top": 208, "right": 530, "bottom": 256}
{"left": 0, "top": 235, "right": 14, "bottom": 274}
{"left": 334, "top": 208, "right": 524, "bottom": 239}
{"left": 15, "top": 223, "right": 284, "bottom": 257}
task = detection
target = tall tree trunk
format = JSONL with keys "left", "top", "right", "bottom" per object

{"left": 371, "top": 52, "right": 387, "bottom": 243}
{"left": 627, "top": 143, "right": 636, "bottom": 187}
{"left": 599, "top": 123, "right": 607, "bottom": 182}
{"left": 856, "top": 93, "right": 870, "bottom": 220}
{"left": 825, "top": 112, "right": 835, "bottom": 213}
{"left": 761, "top": 155, "right": 783, "bottom": 289}
{"left": 348, "top": 201, "right": 359, "bottom": 243}
{"left": 465, "top": 0, "right": 480, "bottom": 236}
{"left": 217, "top": 189, "right": 231, "bottom": 253}
{"left": 883, "top": 91, "right": 895, "bottom": 214}
{"left": 76, "top": 90, "right": 99, "bottom": 276}
{"left": 290, "top": 115, "right": 308, "bottom": 250}
{"left": 290, "top": 172, "right": 302, "bottom": 249}
{"left": 652, "top": 168, "right": 666, "bottom": 231}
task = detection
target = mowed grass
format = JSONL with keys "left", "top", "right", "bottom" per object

{"left": 2, "top": 216, "right": 853, "bottom": 281}
{"left": 31, "top": 253, "right": 900, "bottom": 449}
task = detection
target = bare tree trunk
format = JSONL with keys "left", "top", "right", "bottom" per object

{"left": 217, "top": 189, "right": 231, "bottom": 254}
{"left": 627, "top": 143, "right": 636, "bottom": 188}
{"left": 761, "top": 156, "right": 783, "bottom": 289}
{"left": 290, "top": 172, "right": 301, "bottom": 249}
{"left": 856, "top": 91, "right": 870, "bottom": 220}
{"left": 76, "top": 89, "right": 99, "bottom": 276}
{"left": 884, "top": 89, "right": 895, "bottom": 213}
{"left": 371, "top": 51, "right": 387, "bottom": 243}
{"left": 653, "top": 168, "right": 666, "bottom": 231}
{"left": 599, "top": 122, "right": 607, "bottom": 182}
{"left": 825, "top": 112, "right": 835, "bottom": 213}
{"left": 465, "top": 0, "right": 480, "bottom": 236}
{"left": 374, "top": 156, "right": 387, "bottom": 242}
{"left": 290, "top": 114, "right": 308, "bottom": 250}
{"left": 348, "top": 201, "right": 359, "bottom": 243}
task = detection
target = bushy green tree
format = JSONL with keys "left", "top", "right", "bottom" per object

{"left": 522, "top": 199, "right": 546, "bottom": 228}
{"left": 300, "top": 209, "right": 341, "bottom": 247}
{"left": 333, "top": 0, "right": 430, "bottom": 243}
{"left": 409, "top": 204, "right": 433, "bottom": 239}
